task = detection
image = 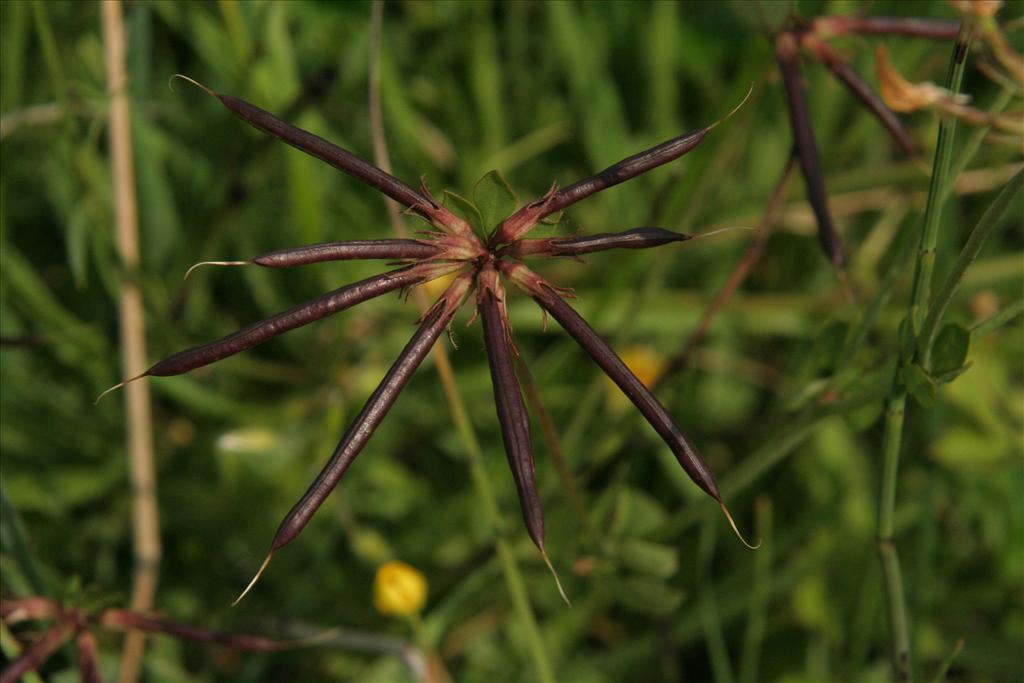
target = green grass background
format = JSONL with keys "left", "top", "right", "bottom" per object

{"left": 1, "top": 1, "right": 1021, "bottom": 681}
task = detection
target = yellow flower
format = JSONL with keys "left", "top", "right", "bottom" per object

{"left": 604, "top": 345, "right": 665, "bottom": 412}
{"left": 422, "top": 272, "right": 458, "bottom": 299}
{"left": 374, "top": 560, "right": 427, "bottom": 617}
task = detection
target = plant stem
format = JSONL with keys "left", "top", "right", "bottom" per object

{"left": 878, "top": 392, "right": 912, "bottom": 681}
{"left": 919, "top": 167, "right": 1024, "bottom": 367}
{"left": 907, "top": 32, "right": 970, "bottom": 336}
{"left": 102, "top": 2, "right": 162, "bottom": 682}
{"left": 971, "top": 299, "right": 1024, "bottom": 339}
{"left": 368, "top": 5, "right": 553, "bottom": 681}
{"left": 876, "top": 30, "right": 970, "bottom": 683}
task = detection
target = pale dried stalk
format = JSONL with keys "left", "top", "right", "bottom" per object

{"left": 101, "top": 2, "right": 161, "bottom": 682}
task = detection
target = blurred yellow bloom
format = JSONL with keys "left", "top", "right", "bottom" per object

{"left": 422, "top": 272, "right": 458, "bottom": 299}
{"left": 374, "top": 560, "right": 427, "bottom": 617}
{"left": 948, "top": 0, "right": 1002, "bottom": 18}
{"left": 604, "top": 345, "right": 665, "bottom": 411}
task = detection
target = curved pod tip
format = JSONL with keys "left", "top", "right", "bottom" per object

{"left": 541, "top": 548, "right": 571, "bottom": 607}
{"left": 184, "top": 260, "right": 250, "bottom": 280}
{"left": 232, "top": 551, "right": 275, "bottom": 606}
{"left": 719, "top": 501, "right": 761, "bottom": 550}
{"left": 709, "top": 83, "right": 755, "bottom": 131}
{"left": 168, "top": 73, "right": 217, "bottom": 97}
{"left": 689, "top": 226, "right": 757, "bottom": 243}
{"left": 94, "top": 373, "right": 146, "bottom": 405}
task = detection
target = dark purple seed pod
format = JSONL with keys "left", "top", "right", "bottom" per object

{"left": 146, "top": 266, "right": 430, "bottom": 378}
{"left": 478, "top": 264, "right": 545, "bottom": 552}
{"left": 214, "top": 93, "right": 430, "bottom": 212}
{"left": 492, "top": 126, "right": 711, "bottom": 246}
{"left": 500, "top": 261, "right": 721, "bottom": 502}
{"left": 506, "top": 227, "right": 689, "bottom": 259}
{"left": 251, "top": 239, "right": 441, "bottom": 267}
{"left": 233, "top": 272, "right": 474, "bottom": 604}
{"left": 776, "top": 31, "right": 846, "bottom": 270}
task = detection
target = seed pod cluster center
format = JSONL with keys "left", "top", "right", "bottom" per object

{"left": 104, "top": 76, "right": 756, "bottom": 601}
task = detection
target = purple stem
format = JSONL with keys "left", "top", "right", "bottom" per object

{"left": 801, "top": 32, "right": 916, "bottom": 156}
{"left": 0, "top": 623, "right": 70, "bottom": 683}
{"left": 102, "top": 609, "right": 289, "bottom": 651}
{"left": 812, "top": 15, "right": 960, "bottom": 41}
{"left": 76, "top": 628, "right": 104, "bottom": 683}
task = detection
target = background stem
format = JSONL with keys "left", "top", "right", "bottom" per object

{"left": 101, "top": 2, "right": 162, "bottom": 682}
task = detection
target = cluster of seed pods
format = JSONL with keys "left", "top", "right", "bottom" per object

{"left": 773, "top": 14, "right": 960, "bottom": 271}
{"left": 100, "top": 75, "right": 759, "bottom": 602}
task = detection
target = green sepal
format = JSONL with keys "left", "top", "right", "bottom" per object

{"left": 442, "top": 189, "right": 484, "bottom": 234}
{"left": 473, "top": 170, "right": 518, "bottom": 234}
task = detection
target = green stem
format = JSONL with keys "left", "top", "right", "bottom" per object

{"left": 971, "top": 298, "right": 1024, "bottom": 339}
{"left": 928, "top": 637, "right": 965, "bottom": 683}
{"left": 495, "top": 539, "right": 556, "bottom": 683}
{"left": 879, "top": 535, "right": 912, "bottom": 683}
{"left": 877, "top": 31, "right": 971, "bottom": 683}
{"left": 946, "top": 86, "right": 1015, "bottom": 184}
{"left": 919, "top": 168, "right": 1024, "bottom": 367}
{"left": 877, "top": 393, "right": 906, "bottom": 544}
{"left": 907, "top": 32, "right": 971, "bottom": 335}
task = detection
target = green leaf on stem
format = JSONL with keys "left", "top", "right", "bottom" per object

{"left": 931, "top": 322, "right": 970, "bottom": 376}
{"left": 904, "top": 362, "right": 936, "bottom": 407}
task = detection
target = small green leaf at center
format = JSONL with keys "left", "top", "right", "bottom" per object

{"left": 474, "top": 170, "right": 518, "bottom": 235}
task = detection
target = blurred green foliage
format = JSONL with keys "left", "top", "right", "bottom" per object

{"left": 1, "top": 1, "right": 1021, "bottom": 681}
